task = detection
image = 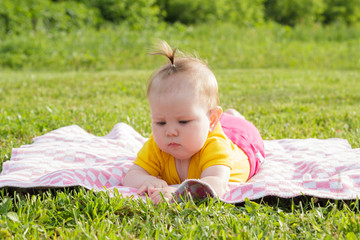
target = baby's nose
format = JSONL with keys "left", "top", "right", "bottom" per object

{"left": 166, "top": 127, "right": 178, "bottom": 137}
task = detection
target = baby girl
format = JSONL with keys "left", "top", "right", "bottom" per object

{"left": 123, "top": 41, "right": 264, "bottom": 203}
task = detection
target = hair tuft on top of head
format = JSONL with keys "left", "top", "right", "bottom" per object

{"left": 151, "top": 40, "right": 177, "bottom": 68}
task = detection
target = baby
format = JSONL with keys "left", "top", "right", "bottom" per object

{"left": 123, "top": 41, "right": 265, "bottom": 203}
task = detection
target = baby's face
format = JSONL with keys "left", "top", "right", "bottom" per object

{"left": 148, "top": 87, "right": 211, "bottom": 162}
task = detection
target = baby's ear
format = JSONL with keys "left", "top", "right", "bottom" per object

{"left": 209, "top": 106, "right": 223, "bottom": 131}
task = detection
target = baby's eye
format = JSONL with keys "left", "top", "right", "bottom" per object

{"left": 179, "top": 120, "right": 190, "bottom": 125}
{"left": 156, "top": 122, "right": 166, "bottom": 126}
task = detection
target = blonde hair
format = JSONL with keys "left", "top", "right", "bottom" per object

{"left": 147, "top": 41, "right": 219, "bottom": 110}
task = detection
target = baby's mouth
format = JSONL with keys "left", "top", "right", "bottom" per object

{"left": 168, "top": 142, "right": 180, "bottom": 147}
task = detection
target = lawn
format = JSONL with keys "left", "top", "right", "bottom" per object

{"left": 0, "top": 23, "right": 360, "bottom": 238}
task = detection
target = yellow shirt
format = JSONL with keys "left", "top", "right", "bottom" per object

{"left": 134, "top": 123, "right": 250, "bottom": 185}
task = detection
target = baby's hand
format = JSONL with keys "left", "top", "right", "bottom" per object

{"left": 148, "top": 186, "right": 177, "bottom": 204}
{"left": 137, "top": 177, "right": 168, "bottom": 195}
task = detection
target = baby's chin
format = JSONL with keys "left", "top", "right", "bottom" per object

{"left": 170, "top": 152, "right": 198, "bottom": 162}
{"left": 158, "top": 144, "right": 201, "bottom": 161}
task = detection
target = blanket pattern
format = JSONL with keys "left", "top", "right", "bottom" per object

{"left": 1, "top": 123, "right": 359, "bottom": 203}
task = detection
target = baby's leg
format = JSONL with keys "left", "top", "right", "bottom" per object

{"left": 225, "top": 108, "right": 246, "bottom": 120}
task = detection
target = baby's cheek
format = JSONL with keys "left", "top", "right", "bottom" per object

{"left": 152, "top": 133, "right": 163, "bottom": 145}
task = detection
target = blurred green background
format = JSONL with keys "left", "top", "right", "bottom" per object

{"left": 0, "top": 0, "right": 359, "bottom": 71}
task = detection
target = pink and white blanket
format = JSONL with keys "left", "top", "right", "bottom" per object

{"left": 1, "top": 123, "right": 360, "bottom": 203}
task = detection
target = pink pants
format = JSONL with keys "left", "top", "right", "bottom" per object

{"left": 220, "top": 113, "right": 265, "bottom": 180}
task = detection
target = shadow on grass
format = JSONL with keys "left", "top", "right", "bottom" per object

{"left": 1, "top": 186, "right": 359, "bottom": 213}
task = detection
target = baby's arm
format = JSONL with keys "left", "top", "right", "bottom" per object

{"left": 200, "top": 165, "right": 231, "bottom": 197}
{"left": 123, "top": 164, "right": 168, "bottom": 195}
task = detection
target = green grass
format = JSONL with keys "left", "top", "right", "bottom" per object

{"left": 0, "top": 189, "right": 359, "bottom": 239}
{"left": 1, "top": 69, "right": 359, "bottom": 164}
{"left": 1, "top": 23, "right": 360, "bottom": 238}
